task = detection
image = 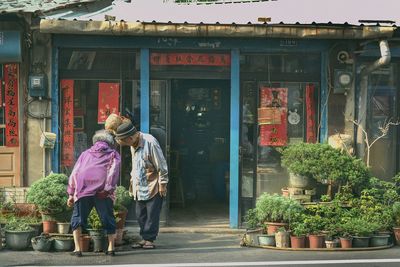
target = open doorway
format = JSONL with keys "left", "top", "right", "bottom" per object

{"left": 168, "top": 79, "right": 230, "bottom": 227}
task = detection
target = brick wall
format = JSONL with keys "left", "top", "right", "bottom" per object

{"left": 0, "top": 187, "right": 30, "bottom": 204}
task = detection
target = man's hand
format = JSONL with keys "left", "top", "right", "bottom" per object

{"left": 96, "top": 190, "right": 109, "bottom": 199}
{"left": 67, "top": 195, "right": 74, "bottom": 207}
{"left": 159, "top": 183, "right": 167, "bottom": 197}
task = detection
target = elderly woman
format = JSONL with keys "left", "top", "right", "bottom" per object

{"left": 67, "top": 130, "right": 121, "bottom": 257}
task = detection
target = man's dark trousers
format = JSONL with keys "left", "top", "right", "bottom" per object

{"left": 136, "top": 193, "right": 163, "bottom": 242}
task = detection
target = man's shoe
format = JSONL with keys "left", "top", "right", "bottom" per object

{"left": 70, "top": 251, "right": 82, "bottom": 257}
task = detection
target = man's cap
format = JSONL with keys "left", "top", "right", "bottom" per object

{"left": 115, "top": 121, "right": 138, "bottom": 139}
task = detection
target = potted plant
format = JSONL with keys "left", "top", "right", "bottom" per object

{"left": 255, "top": 193, "right": 303, "bottom": 235}
{"left": 114, "top": 186, "right": 130, "bottom": 245}
{"left": 243, "top": 208, "right": 263, "bottom": 246}
{"left": 351, "top": 217, "right": 376, "bottom": 248}
{"left": 303, "top": 214, "right": 325, "bottom": 249}
{"left": 290, "top": 221, "right": 308, "bottom": 249}
{"left": 88, "top": 208, "right": 106, "bottom": 252}
{"left": 31, "top": 233, "right": 53, "bottom": 252}
{"left": 338, "top": 219, "right": 354, "bottom": 248}
{"left": 53, "top": 236, "right": 74, "bottom": 252}
{"left": 392, "top": 202, "right": 400, "bottom": 245}
{"left": 57, "top": 221, "right": 71, "bottom": 234}
{"left": 21, "top": 216, "right": 43, "bottom": 237}
{"left": 26, "top": 173, "right": 71, "bottom": 233}
{"left": 4, "top": 217, "right": 35, "bottom": 250}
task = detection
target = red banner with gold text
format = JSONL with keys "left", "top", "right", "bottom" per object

{"left": 306, "top": 84, "right": 317, "bottom": 143}
{"left": 98, "top": 82, "right": 120, "bottom": 124}
{"left": 259, "top": 87, "right": 288, "bottom": 146}
{"left": 4, "top": 64, "right": 19, "bottom": 147}
{"left": 61, "top": 80, "right": 74, "bottom": 167}
{"left": 150, "top": 53, "right": 231, "bottom": 66}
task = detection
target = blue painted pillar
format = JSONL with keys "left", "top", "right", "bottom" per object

{"left": 51, "top": 47, "right": 60, "bottom": 173}
{"left": 320, "top": 51, "right": 328, "bottom": 142}
{"left": 230, "top": 49, "right": 240, "bottom": 228}
{"left": 140, "top": 49, "right": 150, "bottom": 133}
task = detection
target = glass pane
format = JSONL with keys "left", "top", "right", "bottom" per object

{"left": 150, "top": 80, "right": 168, "bottom": 154}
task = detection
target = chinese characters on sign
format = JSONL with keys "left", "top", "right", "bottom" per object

{"left": 0, "top": 79, "right": 2, "bottom": 108}
{"left": 306, "top": 84, "right": 317, "bottom": 143}
{"left": 150, "top": 53, "right": 231, "bottom": 66}
{"left": 259, "top": 87, "right": 288, "bottom": 146}
{"left": 98, "top": 82, "right": 120, "bottom": 124}
{"left": 61, "top": 79, "right": 74, "bottom": 167}
{"left": 4, "top": 64, "right": 19, "bottom": 147}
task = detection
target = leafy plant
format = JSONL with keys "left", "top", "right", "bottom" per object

{"left": 393, "top": 202, "right": 400, "bottom": 226}
{"left": 88, "top": 208, "right": 102, "bottom": 230}
{"left": 244, "top": 208, "right": 260, "bottom": 230}
{"left": 114, "top": 186, "right": 131, "bottom": 211}
{"left": 291, "top": 221, "right": 308, "bottom": 237}
{"left": 255, "top": 193, "right": 304, "bottom": 223}
{"left": 26, "top": 173, "right": 69, "bottom": 214}
{"left": 302, "top": 214, "right": 325, "bottom": 235}
{"left": 320, "top": 195, "right": 331, "bottom": 202}
{"left": 4, "top": 217, "right": 34, "bottom": 232}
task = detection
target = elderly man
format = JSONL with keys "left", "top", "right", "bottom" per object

{"left": 115, "top": 121, "right": 168, "bottom": 249}
{"left": 67, "top": 130, "right": 121, "bottom": 257}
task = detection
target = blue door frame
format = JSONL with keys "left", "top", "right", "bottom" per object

{"left": 51, "top": 35, "right": 330, "bottom": 228}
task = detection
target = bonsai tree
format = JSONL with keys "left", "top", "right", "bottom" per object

{"left": 26, "top": 173, "right": 69, "bottom": 215}
{"left": 255, "top": 193, "right": 304, "bottom": 223}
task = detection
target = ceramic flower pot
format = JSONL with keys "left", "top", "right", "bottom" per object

{"left": 258, "top": 234, "right": 275, "bottom": 246}
{"left": 352, "top": 236, "right": 370, "bottom": 248}
{"left": 290, "top": 235, "right": 306, "bottom": 249}
{"left": 308, "top": 234, "right": 325, "bottom": 249}
{"left": 5, "top": 230, "right": 35, "bottom": 251}
{"left": 31, "top": 236, "right": 53, "bottom": 252}
{"left": 42, "top": 220, "right": 57, "bottom": 234}
{"left": 370, "top": 235, "right": 390, "bottom": 247}
{"left": 79, "top": 235, "right": 91, "bottom": 252}
{"left": 57, "top": 222, "right": 70, "bottom": 234}
{"left": 340, "top": 237, "right": 353, "bottom": 248}
{"left": 54, "top": 237, "right": 74, "bottom": 251}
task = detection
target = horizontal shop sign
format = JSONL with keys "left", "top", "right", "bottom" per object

{"left": 0, "top": 31, "right": 21, "bottom": 63}
{"left": 150, "top": 52, "right": 230, "bottom": 66}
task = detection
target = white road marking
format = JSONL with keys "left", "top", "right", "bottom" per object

{"left": 39, "top": 258, "right": 400, "bottom": 267}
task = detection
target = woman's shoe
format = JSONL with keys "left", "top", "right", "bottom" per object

{"left": 70, "top": 251, "right": 82, "bottom": 257}
{"left": 105, "top": 250, "right": 116, "bottom": 256}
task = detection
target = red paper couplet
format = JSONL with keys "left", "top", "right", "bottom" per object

{"left": 61, "top": 79, "right": 74, "bottom": 167}
{"left": 4, "top": 64, "right": 19, "bottom": 147}
{"left": 98, "top": 82, "right": 120, "bottom": 124}
{"left": 259, "top": 87, "right": 288, "bottom": 146}
{"left": 306, "top": 84, "right": 317, "bottom": 143}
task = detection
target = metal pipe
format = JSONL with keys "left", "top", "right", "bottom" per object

{"left": 361, "top": 40, "right": 391, "bottom": 75}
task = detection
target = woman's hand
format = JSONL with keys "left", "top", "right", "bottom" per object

{"left": 67, "top": 195, "right": 74, "bottom": 207}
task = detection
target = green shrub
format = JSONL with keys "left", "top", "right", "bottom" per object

{"left": 27, "top": 173, "right": 69, "bottom": 214}
{"left": 255, "top": 193, "right": 304, "bottom": 223}
{"left": 5, "top": 217, "right": 34, "bottom": 232}
{"left": 393, "top": 202, "right": 400, "bottom": 226}
{"left": 114, "top": 186, "right": 131, "bottom": 210}
{"left": 244, "top": 208, "right": 260, "bottom": 229}
{"left": 88, "top": 208, "right": 102, "bottom": 230}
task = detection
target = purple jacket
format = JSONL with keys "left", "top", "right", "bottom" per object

{"left": 67, "top": 141, "right": 121, "bottom": 202}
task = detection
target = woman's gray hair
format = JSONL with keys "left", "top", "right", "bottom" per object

{"left": 92, "top": 130, "right": 115, "bottom": 146}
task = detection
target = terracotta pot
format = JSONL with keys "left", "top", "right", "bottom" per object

{"left": 393, "top": 227, "right": 400, "bottom": 245}
{"left": 265, "top": 222, "right": 288, "bottom": 235}
{"left": 42, "top": 220, "right": 57, "bottom": 234}
{"left": 281, "top": 187, "right": 289, "bottom": 198}
{"left": 116, "top": 210, "right": 128, "bottom": 229}
{"left": 308, "top": 234, "right": 325, "bottom": 249}
{"left": 290, "top": 235, "right": 306, "bottom": 248}
{"left": 79, "top": 235, "right": 91, "bottom": 252}
{"left": 340, "top": 237, "right": 353, "bottom": 248}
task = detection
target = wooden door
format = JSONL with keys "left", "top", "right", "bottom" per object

{"left": 0, "top": 146, "right": 21, "bottom": 186}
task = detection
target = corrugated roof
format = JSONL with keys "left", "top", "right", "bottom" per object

{"left": 44, "top": 0, "right": 400, "bottom": 26}
{"left": 0, "top": 0, "right": 104, "bottom": 14}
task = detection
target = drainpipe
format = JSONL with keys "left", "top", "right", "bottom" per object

{"left": 357, "top": 40, "right": 391, "bottom": 161}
